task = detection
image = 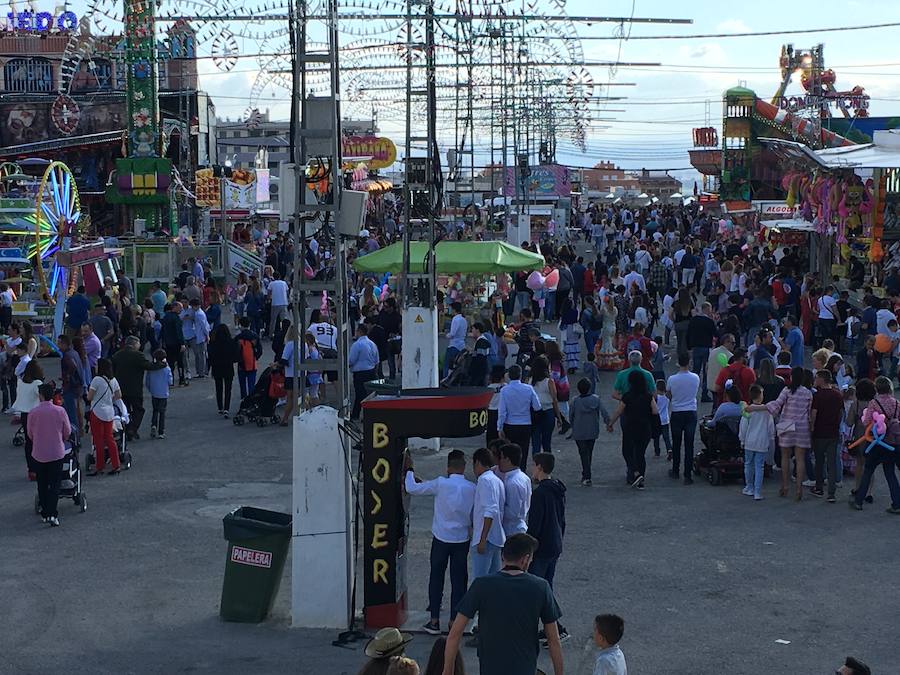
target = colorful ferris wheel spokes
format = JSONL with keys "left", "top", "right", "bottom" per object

{"left": 33, "top": 162, "right": 81, "bottom": 297}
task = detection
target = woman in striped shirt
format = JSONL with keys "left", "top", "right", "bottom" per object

{"left": 748, "top": 366, "right": 812, "bottom": 500}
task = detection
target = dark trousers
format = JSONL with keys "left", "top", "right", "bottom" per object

{"left": 653, "top": 423, "right": 672, "bottom": 457}
{"left": 531, "top": 409, "right": 555, "bottom": 455}
{"left": 151, "top": 397, "right": 168, "bottom": 435}
{"left": 486, "top": 409, "right": 499, "bottom": 447}
{"left": 21, "top": 411, "right": 35, "bottom": 474}
{"left": 529, "top": 556, "right": 559, "bottom": 588}
{"left": 62, "top": 390, "right": 80, "bottom": 445}
{"left": 215, "top": 376, "right": 233, "bottom": 412}
{"left": 622, "top": 427, "right": 650, "bottom": 482}
{"left": 35, "top": 458, "right": 63, "bottom": 518}
{"left": 428, "top": 537, "right": 469, "bottom": 623}
{"left": 670, "top": 410, "right": 697, "bottom": 478}
{"left": 855, "top": 446, "right": 900, "bottom": 508}
{"left": 812, "top": 437, "right": 838, "bottom": 498}
{"left": 1, "top": 375, "right": 15, "bottom": 410}
{"left": 165, "top": 345, "right": 186, "bottom": 383}
{"left": 503, "top": 423, "right": 532, "bottom": 470}
{"left": 351, "top": 368, "right": 377, "bottom": 420}
{"left": 123, "top": 395, "right": 145, "bottom": 437}
{"left": 575, "top": 438, "right": 596, "bottom": 480}
{"left": 238, "top": 370, "right": 257, "bottom": 400}
{"left": 0, "top": 305, "right": 11, "bottom": 332}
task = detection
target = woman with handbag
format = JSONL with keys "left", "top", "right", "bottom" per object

{"left": 86, "top": 358, "right": 123, "bottom": 476}
{"left": 852, "top": 376, "right": 900, "bottom": 512}
{"left": 747, "top": 366, "right": 812, "bottom": 500}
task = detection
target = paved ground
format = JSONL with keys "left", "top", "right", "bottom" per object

{"left": 2, "top": 343, "right": 897, "bottom": 675}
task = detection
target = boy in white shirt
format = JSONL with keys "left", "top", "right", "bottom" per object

{"left": 652, "top": 379, "right": 672, "bottom": 459}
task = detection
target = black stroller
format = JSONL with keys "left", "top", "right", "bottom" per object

{"left": 695, "top": 414, "right": 744, "bottom": 485}
{"left": 233, "top": 365, "right": 283, "bottom": 427}
{"left": 34, "top": 443, "right": 87, "bottom": 515}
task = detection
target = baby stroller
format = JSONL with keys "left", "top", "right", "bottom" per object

{"left": 34, "top": 442, "right": 87, "bottom": 515}
{"left": 86, "top": 400, "right": 133, "bottom": 473}
{"left": 695, "top": 414, "right": 744, "bottom": 485}
{"left": 233, "top": 365, "right": 283, "bottom": 427}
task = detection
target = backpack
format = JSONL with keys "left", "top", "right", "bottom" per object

{"left": 875, "top": 398, "right": 900, "bottom": 446}
{"left": 238, "top": 337, "right": 259, "bottom": 372}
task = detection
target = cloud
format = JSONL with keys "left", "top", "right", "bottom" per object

{"left": 716, "top": 19, "right": 751, "bottom": 33}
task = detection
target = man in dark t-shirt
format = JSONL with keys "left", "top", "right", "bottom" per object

{"left": 811, "top": 369, "right": 844, "bottom": 502}
{"left": 443, "top": 533, "right": 564, "bottom": 675}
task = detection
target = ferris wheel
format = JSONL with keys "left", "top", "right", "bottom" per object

{"left": 32, "top": 161, "right": 81, "bottom": 299}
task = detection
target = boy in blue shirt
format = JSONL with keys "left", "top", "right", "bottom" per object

{"left": 145, "top": 349, "right": 171, "bottom": 439}
{"left": 593, "top": 613, "right": 627, "bottom": 675}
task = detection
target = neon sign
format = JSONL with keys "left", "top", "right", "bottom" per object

{"left": 778, "top": 94, "right": 870, "bottom": 115}
{"left": 4, "top": 10, "right": 79, "bottom": 32}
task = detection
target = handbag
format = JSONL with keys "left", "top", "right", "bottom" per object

{"left": 775, "top": 418, "right": 796, "bottom": 435}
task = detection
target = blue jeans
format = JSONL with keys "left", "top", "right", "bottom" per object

{"left": 744, "top": 450, "right": 766, "bottom": 496}
{"left": 428, "top": 538, "right": 469, "bottom": 622}
{"left": 531, "top": 408, "right": 556, "bottom": 454}
{"left": 529, "top": 556, "right": 559, "bottom": 588}
{"left": 544, "top": 291, "right": 556, "bottom": 322}
{"left": 443, "top": 346, "right": 460, "bottom": 379}
{"left": 670, "top": 410, "right": 697, "bottom": 477}
{"left": 691, "top": 347, "right": 710, "bottom": 397}
{"left": 62, "top": 390, "right": 80, "bottom": 445}
{"left": 515, "top": 291, "right": 531, "bottom": 315}
{"left": 585, "top": 329, "right": 600, "bottom": 354}
{"left": 470, "top": 542, "right": 501, "bottom": 580}
{"left": 238, "top": 370, "right": 257, "bottom": 400}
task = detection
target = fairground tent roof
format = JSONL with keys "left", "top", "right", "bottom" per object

{"left": 352, "top": 240, "right": 545, "bottom": 274}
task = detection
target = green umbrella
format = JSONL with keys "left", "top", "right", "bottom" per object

{"left": 352, "top": 240, "right": 545, "bottom": 274}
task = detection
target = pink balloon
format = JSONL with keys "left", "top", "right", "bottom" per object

{"left": 380, "top": 286, "right": 389, "bottom": 301}
{"left": 544, "top": 269, "right": 560, "bottom": 291}
{"left": 526, "top": 271, "right": 545, "bottom": 290}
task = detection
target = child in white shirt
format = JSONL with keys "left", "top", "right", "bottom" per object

{"left": 593, "top": 613, "right": 627, "bottom": 675}
{"left": 739, "top": 384, "right": 775, "bottom": 500}
{"left": 652, "top": 380, "right": 672, "bottom": 459}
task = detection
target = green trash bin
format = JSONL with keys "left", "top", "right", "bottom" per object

{"left": 220, "top": 506, "right": 292, "bottom": 623}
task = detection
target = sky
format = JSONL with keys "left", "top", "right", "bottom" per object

{"left": 47, "top": 0, "right": 900, "bottom": 182}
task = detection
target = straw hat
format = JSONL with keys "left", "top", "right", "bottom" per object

{"left": 364, "top": 627, "right": 412, "bottom": 658}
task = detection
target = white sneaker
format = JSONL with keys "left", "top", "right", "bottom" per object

{"left": 741, "top": 486, "right": 754, "bottom": 496}
{"left": 49, "top": 516, "right": 60, "bottom": 527}
{"left": 157, "top": 433, "right": 166, "bottom": 440}
{"left": 835, "top": 482, "right": 843, "bottom": 489}
{"left": 802, "top": 479, "right": 816, "bottom": 487}
{"left": 754, "top": 494, "right": 764, "bottom": 501}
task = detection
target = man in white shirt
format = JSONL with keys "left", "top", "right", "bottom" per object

{"left": 666, "top": 352, "right": 700, "bottom": 484}
{"left": 444, "top": 301, "right": 468, "bottom": 378}
{"left": 267, "top": 272, "right": 290, "bottom": 339}
{"left": 498, "top": 365, "right": 541, "bottom": 469}
{"left": 405, "top": 449, "right": 475, "bottom": 635}
{"left": 0, "top": 283, "right": 13, "bottom": 333}
{"left": 497, "top": 444, "right": 531, "bottom": 536}
{"left": 816, "top": 285, "right": 840, "bottom": 347}
{"left": 470, "top": 446, "right": 506, "bottom": 579}
{"left": 622, "top": 264, "right": 646, "bottom": 295}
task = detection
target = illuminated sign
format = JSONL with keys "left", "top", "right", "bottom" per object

{"left": 341, "top": 136, "right": 397, "bottom": 170}
{"left": 4, "top": 10, "right": 79, "bottom": 32}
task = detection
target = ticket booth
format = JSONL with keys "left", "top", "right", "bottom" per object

{"left": 361, "top": 387, "right": 493, "bottom": 628}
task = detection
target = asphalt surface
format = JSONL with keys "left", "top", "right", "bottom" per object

{"left": 2, "top": 338, "right": 897, "bottom": 675}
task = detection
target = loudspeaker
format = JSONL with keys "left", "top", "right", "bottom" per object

{"left": 336, "top": 190, "right": 368, "bottom": 237}
{"left": 278, "top": 162, "right": 319, "bottom": 218}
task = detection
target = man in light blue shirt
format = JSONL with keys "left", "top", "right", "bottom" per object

{"left": 349, "top": 324, "right": 380, "bottom": 420}
{"left": 150, "top": 281, "right": 167, "bottom": 316}
{"left": 497, "top": 444, "right": 531, "bottom": 536}
{"left": 470, "top": 447, "right": 506, "bottom": 579}
{"left": 779, "top": 315, "right": 805, "bottom": 368}
{"left": 444, "top": 302, "right": 468, "bottom": 378}
{"left": 498, "top": 365, "right": 541, "bottom": 469}
{"left": 183, "top": 299, "right": 210, "bottom": 378}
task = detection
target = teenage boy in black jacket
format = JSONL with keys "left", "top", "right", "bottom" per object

{"left": 528, "top": 452, "right": 569, "bottom": 643}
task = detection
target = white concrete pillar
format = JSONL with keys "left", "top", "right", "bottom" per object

{"left": 291, "top": 406, "right": 352, "bottom": 628}
{"left": 402, "top": 306, "right": 440, "bottom": 452}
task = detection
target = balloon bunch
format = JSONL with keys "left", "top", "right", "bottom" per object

{"left": 848, "top": 412, "right": 896, "bottom": 455}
